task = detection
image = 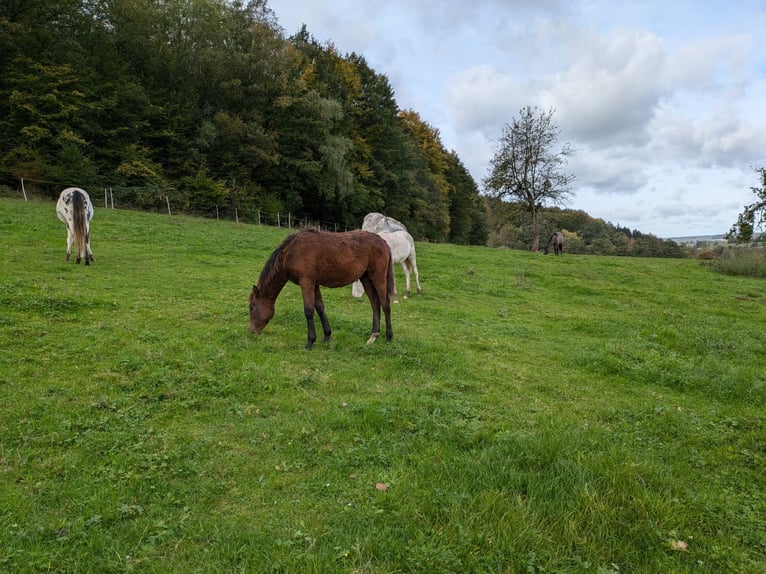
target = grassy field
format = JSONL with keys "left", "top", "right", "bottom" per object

{"left": 1, "top": 197, "right": 764, "bottom": 573}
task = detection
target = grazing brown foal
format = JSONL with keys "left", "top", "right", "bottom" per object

{"left": 249, "top": 229, "right": 394, "bottom": 349}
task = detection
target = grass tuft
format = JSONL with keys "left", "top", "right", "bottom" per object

{"left": 710, "top": 248, "right": 766, "bottom": 278}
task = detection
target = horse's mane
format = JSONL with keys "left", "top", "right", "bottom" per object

{"left": 257, "top": 230, "right": 318, "bottom": 288}
{"left": 545, "top": 233, "right": 554, "bottom": 248}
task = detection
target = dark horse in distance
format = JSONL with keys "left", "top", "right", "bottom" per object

{"left": 249, "top": 229, "right": 394, "bottom": 349}
{"left": 544, "top": 232, "right": 564, "bottom": 255}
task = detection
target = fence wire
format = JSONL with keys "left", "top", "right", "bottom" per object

{"left": 0, "top": 175, "right": 354, "bottom": 232}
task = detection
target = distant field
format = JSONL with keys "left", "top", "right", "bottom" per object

{"left": 1, "top": 197, "right": 764, "bottom": 573}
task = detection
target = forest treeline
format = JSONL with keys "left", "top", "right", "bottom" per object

{"left": 1, "top": 0, "right": 688, "bottom": 256}
{"left": 0, "top": 0, "right": 486, "bottom": 243}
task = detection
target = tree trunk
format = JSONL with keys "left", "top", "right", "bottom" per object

{"left": 530, "top": 206, "right": 540, "bottom": 252}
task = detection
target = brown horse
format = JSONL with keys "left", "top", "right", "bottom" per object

{"left": 249, "top": 229, "right": 394, "bottom": 349}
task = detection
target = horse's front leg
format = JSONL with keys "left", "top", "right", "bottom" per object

{"left": 300, "top": 281, "right": 318, "bottom": 349}
{"left": 313, "top": 285, "right": 332, "bottom": 343}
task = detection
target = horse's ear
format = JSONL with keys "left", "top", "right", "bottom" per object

{"left": 252, "top": 285, "right": 259, "bottom": 297}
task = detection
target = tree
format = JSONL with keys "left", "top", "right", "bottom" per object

{"left": 399, "top": 109, "right": 450, "bottom": 241}
{"left": 484, "top": 106, "right": 575, "bottom": 251}
{"left": 728, "top": 167, "right": 766, "bottom": 243}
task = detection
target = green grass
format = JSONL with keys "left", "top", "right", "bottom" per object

{"left": 1, "top": 197, "right": 765, "bottom": 573}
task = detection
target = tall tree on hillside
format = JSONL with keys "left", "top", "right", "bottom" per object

{"left": 484, "top": 106, "right": 575, "bottom": 251}
{"left": 399, "top": 110, "right": 450, "bottom": 240}
{"left": 728, "top": 167, "right": 766, "bottom": 243}
{"left": 444, "top": 150, "right": 487, "bottom": 245}
{"left": 347, "top": 53, "right": 420, "bottom": 225}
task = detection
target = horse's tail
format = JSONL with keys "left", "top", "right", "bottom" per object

{"left": 386, "top": 248, "right": 395, "bottom": 304}
{"left": 71, "top": 190, "right": 88, "bottom": 259}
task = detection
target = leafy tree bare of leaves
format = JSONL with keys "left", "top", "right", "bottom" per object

{"left": 483, "top": 106, "right": 575, "bottom": 251}
{"left": 727, "top": 167, "right": 766, "bottom": 243}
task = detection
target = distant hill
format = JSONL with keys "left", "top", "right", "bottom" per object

{"left": 671, "top": 234, "right": 727, "bottom": 246}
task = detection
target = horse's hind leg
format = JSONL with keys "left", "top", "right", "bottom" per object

{"left": 390, "top": 268, "right": 400, "bottom": 303}
{"left": 360, "top": 275, "right": 381, "bottom": 344}
{"left": 85, "top": 230, "right": 94, "bottom": 264}
{"left": 313, "top": 285, "right": 332, "bottom": 343}
{"left": 300, "top": 281, "right": 319, "bottom": 349}
{"left": 381, "top": 284, "right": 393, "bottom": 342}
{"left": 65, "top": 227, "right": 73, "bottom": 262}
{"left": 366, "top": 270, "right": 393, "bottom": 343}
{"left": 351, "top": 279, "right": 365, "bottom": 298}
{"left": 411, "top": 258, "right": 422, "bottom": 296}
{"left": 401, "top": 262, "right": 411, "bottom": 299}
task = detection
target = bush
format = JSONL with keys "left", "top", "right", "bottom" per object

{"left": 696, "top": 249, "right": 717, "bottom": 261}
{"left": 710, "top": 248, "right": 766, "bottom": 277}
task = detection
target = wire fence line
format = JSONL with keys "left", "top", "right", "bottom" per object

{"left": 1, "top": 174, "right": 355, "bottom": 232}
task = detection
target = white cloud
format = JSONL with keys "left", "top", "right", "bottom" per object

{"left": 662, "top": 34, "right": 751, "bottom": 94}
{"left": 446, "top": 66, "right": 526, "bottom": 135}
{"left": 548, "top": 31, "right": 666, "bottom": 147}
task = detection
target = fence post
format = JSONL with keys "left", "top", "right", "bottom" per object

{"left": 21, "top": 178, "right": 27, "bottom": 201}
{"left": 277, "top": 213, "right": 280, "bottom": 227}
{"left": 258, "top": 210, "right": 261, "bottom": 225}
{"left": 166, "top": 196, "right": 171, "bottom": 216}
{"left": 110, "top": 187, "right": 114, "bottom": 209}
{"left": 235, "top": 208, "right": 239, "bottom": 223}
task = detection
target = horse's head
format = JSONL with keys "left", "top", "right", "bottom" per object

{"left": 249, "top": 285, "right": 274, "bottom": 334}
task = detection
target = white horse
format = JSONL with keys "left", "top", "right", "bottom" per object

{"left": 361, "top": 212, "right": 407, "bottom": 234}
{"left": 56, "top": 187, "right": 95, "bottom": 265}
{"left": 353, "top": 229, "right": 421, "bottom": 302}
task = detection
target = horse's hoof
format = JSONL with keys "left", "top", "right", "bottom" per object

{"left": 366, "top": 333, "right": 380, "bottom": 345}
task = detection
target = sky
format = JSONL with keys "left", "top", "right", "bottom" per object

{"left": 267, "top": 0, "right": 766, "bottom": 238}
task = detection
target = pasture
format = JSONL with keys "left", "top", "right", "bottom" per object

{"left": 1, "top": 197, "right": 764, "bottom": 573}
